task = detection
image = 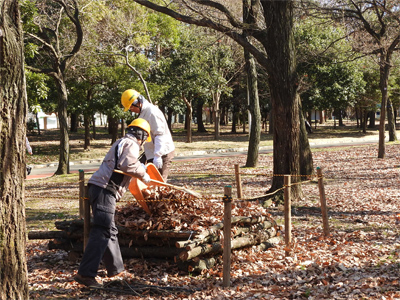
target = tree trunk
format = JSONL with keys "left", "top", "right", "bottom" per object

{"left": 338, "top": 109, "right": 344, "bottom": 126}
{"left": 84, "top": 115, "right": 91, "bottom": 150}
{"left": 186, "top": 108, "right": 192, "bottom": 143}
{"left": 182, "top": 95, "right": 192, "bottom": 143}
{"left": 35, "top": 112, "right": 41, "bottom": 135}
{"left": 362, "top": 109, "right": 367, "bottom": 134}
{"left": 231, "top": 109, "right": 238, "bottom": 133}
{"left": 196, "top": 99, "right": 207, "bottom": 132}
{"left": 167, "top": 107, "right": 173, "bottom": 132}
{"left": 243, "top": 0, "right": 261, "bottom": 168}
{"left": 378, "top": 55, "right": 390, "bottom": 158}
{"left": 299, "top": 106, "right": 313, "bottom": 180}
{"left": 92, "top": 114, "right": 97, "bottom": 139}
{"left": 55, "top": 78, "right": 70, "bottom": 175}
{"left": 220, "top": 104, "right": 226, "bottom": 125}
{"left": 0, "top": 1, "right": 29, "bottom": 298}
{"left": 70, "top": 113, "right": 78, "bottom": 132}
{"left": 109, "top": 116, "right": 119, "bottom": 144}
{"left": 212, "top": 91, "right": 221, "bottom": 139}
{"left": 355, "top": 107, "right": 360, "bottom": 128}
{"left": 121, "top": 119, "right": 125, "bottom": 137}
{"left": 242, "top": 112, "right": 246, "bottom": 133}
{"left": 387, "top": 99, "right": 397, "bottom": 142}
{"left": 244, "top": 53, "right": 260, "bottom": 167}
{"left": 368, "top": 111, "right": 376, "bottom": 128}
{"left": 262, "top": 1, "right": 301, "bottom": 199}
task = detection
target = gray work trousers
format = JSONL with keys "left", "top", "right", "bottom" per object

{"left": 147, "top": 150, "right": 175, "bottom": 181}
{"left": 77, "top": 184, "right": 124, "bottom": 278}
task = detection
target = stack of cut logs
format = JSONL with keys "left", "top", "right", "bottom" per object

{"left": 28, "top": 187, "right": 282, "bottom": 273}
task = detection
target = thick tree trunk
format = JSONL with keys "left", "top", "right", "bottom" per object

{"left": 368, "top": 111, "right": 376, "bottom": 128}
{"left": 0, "top": 0, "right": 29, "bottom": 298}
{"left": 362, "top": 109, "right": 367, "bottom": 134}
{"left": 55, "top": 78, "right": 70, "bottom": 175}
{"left": 70, "top": 113, "right": 78, "bottom": 132}
{"left": 268, "top": 110, "right": 274, "bottom": 134}
{"left": 262, "top": 1, "right": 301, "bottom": 199}
{"left": 243, "top": 0, "right": 261, "bottom": 168}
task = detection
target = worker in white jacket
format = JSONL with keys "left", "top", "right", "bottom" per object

{"left": 121, "top": 89, "right": 175, "bottom": 180}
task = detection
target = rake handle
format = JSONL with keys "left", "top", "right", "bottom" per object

{"left": 114, "top": 169, "right": 182, "bottom": 190}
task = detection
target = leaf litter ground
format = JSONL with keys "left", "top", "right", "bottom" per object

{"left": 26, "top": 143, "right": 400, "bottom": 299}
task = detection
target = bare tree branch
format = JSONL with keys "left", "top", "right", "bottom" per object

{"left": 132, "top": 0, "right": 271, "bottom": 70}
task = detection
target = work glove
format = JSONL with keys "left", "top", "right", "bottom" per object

{"left": 153, "top": 155, "right": 163, "bottom": 169}
{"left": 142, "top": 173, "right": 151, "bottom": 184}
{"left": 141, "top": 163, "right": 147, "bottom": 171}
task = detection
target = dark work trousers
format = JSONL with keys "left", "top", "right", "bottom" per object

{"left": 77, "top": 184, "right": 124, "bottom": 278}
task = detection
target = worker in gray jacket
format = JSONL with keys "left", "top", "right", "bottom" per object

{"left": 121, "top": 89, "right": 175, "bottom": 181}
{"left": 74, "top": 118, "right": 151, "bottom": 288}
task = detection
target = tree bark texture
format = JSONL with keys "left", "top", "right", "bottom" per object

{"left": 261, "top": 1, "right": 301, "bottom": 197}
{"left": 243, "top": 0, "right": 261, "bottom": 168}
{"left": 387, "top": 99, "right": 397, "bottom": 142}
{"left": 378, "top": 56, "right": 389, "bottom": 158}
{"left": 55, "top": 76, "right": 70, "bottom": 174}
{"left": 299, "top": 104, "right": 314, "bottom": 180}
{"left": 0, "top": 0, "right": 29, "bottom": 298}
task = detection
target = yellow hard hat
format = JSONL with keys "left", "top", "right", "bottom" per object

{"left": 121, "top": 89, "right": 140, "bottom": 112}
{"left": 128, "top": 118, "right": 151, "bottom": 142}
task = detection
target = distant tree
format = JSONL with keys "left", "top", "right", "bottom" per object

{"left": 356, "top": 66, "right": 380, "bottom": 131}
{"left": 22, "top": 0, "right": 83, "bottom": 174}
{"left": 308, "top": 0, "right": 400, "bottom": 156}
{"left": 157, "top": 32, "right": 208, "bottom": 143}
{"left": 0, "top": 0, "right": 29, "bottom": 298}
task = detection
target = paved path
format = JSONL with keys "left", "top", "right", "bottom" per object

{"left": 26, "top": 134, "right": 381, "bottom": 180}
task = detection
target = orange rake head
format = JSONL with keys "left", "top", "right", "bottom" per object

{"left": 128, "top": 178, "right": 152, "bottom": 215}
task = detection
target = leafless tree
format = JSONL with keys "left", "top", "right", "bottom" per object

{"left": 304, "top": 0, "right": 400, "bottom": 158}
{"left": 25, "top": 0, "right": 83, "bottom": 174}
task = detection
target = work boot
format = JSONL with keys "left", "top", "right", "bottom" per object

{"left": 74, "top": 273, "right": 102, "bottom": 288}
{"left": 107, "top": 269, "right": 127, "bottom": 278}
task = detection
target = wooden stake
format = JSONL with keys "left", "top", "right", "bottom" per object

{"left": 223, "top": 185, "right": 232, "bottom": 288}
{"left": 234, "top": 164, "right": 243, "bottom": 200}
{"left": 284, "top": 175, "right": 291, "bottom": 256}
{"left": 83, "top": 185, "right": 90, "bottom": 251}
{"left": 317, "top": 167, "right": 330, "bottom": 236}
{"left": 79, "top": 170, "right": 84, "bottom": 219}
